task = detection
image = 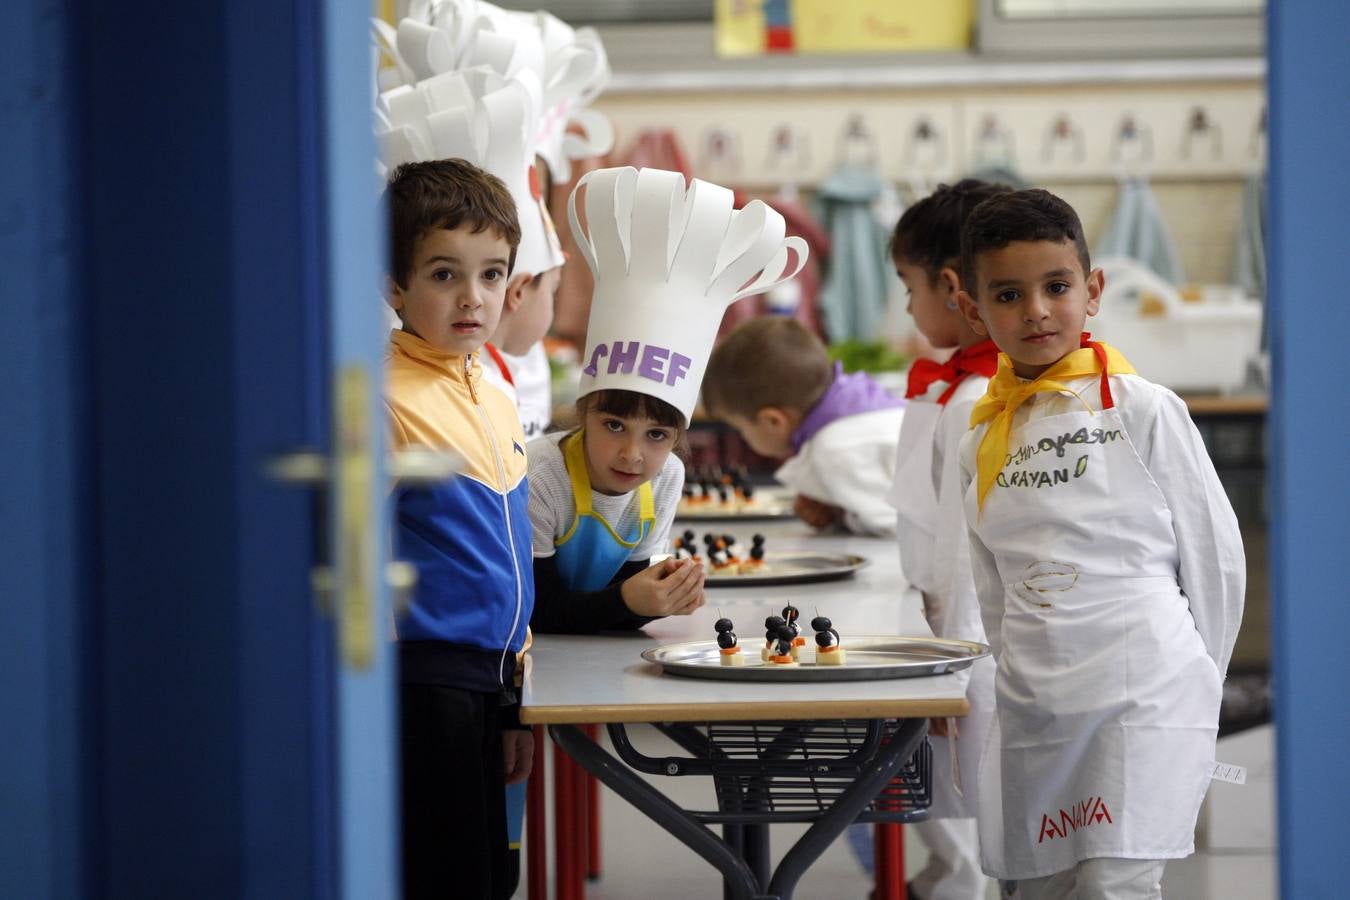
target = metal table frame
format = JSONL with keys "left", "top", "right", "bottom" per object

{"left": 548, "top": 717, "right": 930, "bottom": 900}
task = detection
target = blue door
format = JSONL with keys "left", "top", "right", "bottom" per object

{"left": 2, "top": 0, "right": 396, "bottom": 896}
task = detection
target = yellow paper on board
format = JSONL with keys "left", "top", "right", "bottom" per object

{"left": 716, "top": 0, "right": 974, "bottom": 57}
{"left": 715, "top": 0, "right": 768, "bottom": 57}
{"left": 793, "top": 0, "right": 973, "bottom": 53}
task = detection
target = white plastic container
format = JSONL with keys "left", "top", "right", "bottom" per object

{"left": 1090, "top": 257, "right": 1263, "bottom": 394}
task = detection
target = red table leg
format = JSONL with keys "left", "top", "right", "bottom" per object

{"left": 875, "top": 822, "right": 906, "bottom": 900}
{"left": 554, "top": 741, "right": 576, "bottom": 900}
{"left": 572, "top": 748, "right": 587, "bottom": 895}
{"left": 527, "top": 726, "right": 548, "bottom": 900}
{"left": 583, "top": 723, "right": 602, "bottom": 880}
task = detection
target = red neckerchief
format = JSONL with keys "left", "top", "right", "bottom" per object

{"left": 1079, "top": 331, "right": 1115, "bottom": 409}
{"left": 483, "top": 342, "right": 515, "bottom": 387}
{"left": 905, "top": 338, "right": 1001, "bottom": 405}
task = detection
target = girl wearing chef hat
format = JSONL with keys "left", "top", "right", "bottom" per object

{"left": 954, "top": 189, "right": 1245, "bottom": 898}
{"left": 527, "top": 166, "right": 806, "bottom": 633}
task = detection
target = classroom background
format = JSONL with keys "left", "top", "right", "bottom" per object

{"left": 4, "top": 1, "right": 1347, "bottom": 898}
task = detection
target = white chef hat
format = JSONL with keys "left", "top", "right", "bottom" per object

{"left": 569, "top": 167, "right": 808, "bottom": 423}
{"left": 372, "top": 13, "right": 561, "bottom": 275}
{"left": 376, "top": 1, "right": 544, "bottom": 87}
{"left": 384, "top": 1, "right": 613, "bottom": 183}
{"left": 514, "top": 11, "right": 613, "bottom": 183}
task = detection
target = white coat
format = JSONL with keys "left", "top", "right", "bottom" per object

{"left": 891, "top": 375, "right": 998, "bottom": 823}
{"left": 775, "top": 405, "right": 905, "bottom": 536}
{"left": 958, "top": 371, "right": 1244, "bottom": 880}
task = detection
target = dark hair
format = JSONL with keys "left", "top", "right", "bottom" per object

{"left": 702, "top": 317, "right": 832, "bottom": 420}
{"left": 960, "top": 188, "right": 1092, "bottom": 293}
{"left": 889, "top": 179, "right": 1013, "bottom": 279}
{"left": 577, "top": 389, "right": 687, "bottom": 433}
{"left": 575, "top": 389, "right": 690, "bottom": 459}
{"left": 384, "top": 159, "right": 522, "bottom": 289}
{"left": 891, "top": 179, "right": 1009, "bottom": 277}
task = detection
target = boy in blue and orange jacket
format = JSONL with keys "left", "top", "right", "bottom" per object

{"left": 383, "top": 159, "right": 534, "bottom": 900}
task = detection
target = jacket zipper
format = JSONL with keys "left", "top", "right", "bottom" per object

{"left": 465, "top": 354, "right": 524, "bottom": 688}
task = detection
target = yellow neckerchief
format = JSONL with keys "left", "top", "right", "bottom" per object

{"left": 556, "top": 430, "right": 655, "bottom": 547}
{"left": 969, "top": 342, "right": 1135, "bottom": 511}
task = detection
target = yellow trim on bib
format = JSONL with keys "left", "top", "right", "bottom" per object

{"left": 555, "top": 430, "right": 655, "bottom": 548}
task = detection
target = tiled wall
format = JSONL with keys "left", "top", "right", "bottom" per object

{"left": 594, "top": 78, "right": 1264, "bottom": 286}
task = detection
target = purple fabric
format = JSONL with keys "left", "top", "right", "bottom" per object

{"left": 789, "top": 362, "right": 904, "bottom": 454}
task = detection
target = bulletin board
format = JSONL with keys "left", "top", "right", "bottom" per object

{"left": 714, "top": 0, "right": 974, "bottom": 57}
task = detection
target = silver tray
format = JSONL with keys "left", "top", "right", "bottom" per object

{"left": 704, "top": 552, "right": 868, "bottom": 587}
{"left": 642, "top": 635, "right": 990, "bottom": 682}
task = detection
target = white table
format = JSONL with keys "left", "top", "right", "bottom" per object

{"left": 522, "top": 523, "right": 963, "bottom": 723}
{"left": 521, "top": 522, "right": 972, "bottom": 900}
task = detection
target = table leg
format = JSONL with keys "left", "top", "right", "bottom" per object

{"left": 553, "top": 741, "right": 578, "bottom": 900}
{"left": 767, "top": 718, "right": 928, "bottom": 900}
{"left": 875, "top": 822, "right": 904, "bottom": 900}
{"left": 584, "top": 723, "right": 602, "bottom": 880}
{"left": 721, "top": 824, "right": 743, "bottom": 900}
{"left": 743, "top": 823, "right": 771, "bottom": 890}
{"left": 549, "top": 724, "right": 761, "bottom": 900}
{"left": 573, "top": 744, "right": 588, "bottom": 890}
{"left": 527, "top": 726, "right": 548, "bottom": 900}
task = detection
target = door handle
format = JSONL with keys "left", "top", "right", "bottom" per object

{"left": 266, "top": 392, "right": 459, "bottom": 669}
{"left": 267, "top": 447, "right": 462, "bottom": 488}
{"left": 309, "top": 560, "right": 418, "bottom": 618}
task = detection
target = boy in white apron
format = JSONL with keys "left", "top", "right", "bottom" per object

{"left": 888, "top": 180, "right": 1012, "bottom": 900}
{"left": 954, "top": 189, "right": 1245, "bottom": 899}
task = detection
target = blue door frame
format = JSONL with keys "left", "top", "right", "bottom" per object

{"left": 1267, "top": 2, "right": 1350, "bottom": 897}
{"left": 6, "top": 0, "right": 1350, "bottom": 897}
{"left": 2, "top": 3, "right": 89, "bottom": 897}
{"left": 1, "top": 0, "right": 392, "bottom": 896}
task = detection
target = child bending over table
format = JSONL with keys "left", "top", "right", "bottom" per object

{"left": 703, "top": 316, "right": 904, "bottom": 536}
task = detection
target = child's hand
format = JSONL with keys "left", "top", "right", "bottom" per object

{"left": 620, "top": 558, "right": 706, "bottom": 618}
{"left": 793, "top": 495, "right": 844, "bottom": 529}
{"left": 502, "top": 728, "right": 534, "bottom": 785}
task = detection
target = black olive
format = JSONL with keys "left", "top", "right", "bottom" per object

{"left": 714, "top": 617, "right": 734, "bottom": 633}
{"left": 810, "top": 616, "right": 831, "bottom": 631}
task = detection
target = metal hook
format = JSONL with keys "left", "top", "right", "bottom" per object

{"left": 1040, "top": 113, "right": 1085, "bottom": 164}
{"left": 1181, "top": 105, "right": 1223, "bottom": 160}
{"left": 903, "top": 116, "right": 946, "bottom": 168}
{"left": 765, "top": 123, "right": 810, "bottom": 173}
{"left": 1110, "top": 112, "right": 1153, "bottom": 167}
{"left": 836, "top": 112, "right": 878, "bottom": 167}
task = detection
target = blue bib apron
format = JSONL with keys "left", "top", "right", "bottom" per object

{"left": 553, "top": 430, "right": 655, "bottom": 592}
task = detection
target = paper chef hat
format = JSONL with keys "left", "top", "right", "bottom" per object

{"left": 570, "top": 167, "right": 809, "bottom": 423}
{"left": 512, "top": 11, "right": 613, "bottom": 182}
{"left": 391, "top": 0, "right": 614, "bottom": 182}
{"left": 373, "top": 14, "right": 564, "bottom": 274}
